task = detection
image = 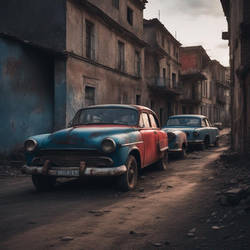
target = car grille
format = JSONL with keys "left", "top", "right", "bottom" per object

{"left": 32, "top": 150, "right": 113, "bottom": 168}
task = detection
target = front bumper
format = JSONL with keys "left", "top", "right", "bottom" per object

{"left": 21, "top": 165, "right": 127, "bottom": 177}
{"left": 168, "top": 148, "right": 182, "bottom": 152}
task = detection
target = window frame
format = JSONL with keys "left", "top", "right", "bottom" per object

{"left": 127, "top": 6, "right": 133, "bottom": 26}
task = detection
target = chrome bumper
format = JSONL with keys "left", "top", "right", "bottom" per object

{"left": 21, "top": 165, "right": 127, "bottom": 177}
{"left": 168, "top": 148, "right": 182, "bottom": 152}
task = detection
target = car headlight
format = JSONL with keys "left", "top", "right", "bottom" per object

{"left": 193, "top": 131, "right": 199, "bottom": 137}
{"left": 101, "top": 138, "right": 116, "bottom": 153}
{"left": 24, "top": 139, "right": 37, "bottom": 152}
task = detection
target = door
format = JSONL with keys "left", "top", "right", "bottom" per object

{"left": 139, "top": 112, "right": 158, "bottom": 167}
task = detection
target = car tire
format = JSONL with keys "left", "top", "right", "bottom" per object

{"left": 32, "top": 175, "right": 56, "bottom": 192}
{"left": 204, "top": 136, "right": 210, "bottom": 149}
{"left": 158, "top": 151, "right": 168, "bottom": 170}
{"left": 179, "top": 144, "right": 187, "bottom": 159}
{"left": 214, "top": 138, "right": 219, "bottom": 147}
{"left": 118, "top": 155, "right": 138, "bottom": 191}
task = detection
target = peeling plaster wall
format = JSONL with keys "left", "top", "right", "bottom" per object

{"left": 0, "top": 0, "right": 66, "bottom": 51}
{"left": 65, "top": 57, "right": 147, "bottom": 123}
{"left": 0, "top": 38, "right": 54, "bottom": 155}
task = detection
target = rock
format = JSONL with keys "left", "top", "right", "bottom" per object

{"left": 211, "top": 226, "right": 221, "bottom": 230}
{"left": 230, "top": 178, "right": 238, "bottom": 184}
{"left": 61, "top": 236, "right": 74, "bottom": 241}
{"left": 187, "top": 233, "right": 195, "bottom": 237}
{"left": 219, "top": 196, "right": 229, "bottom": 206}
{"left": 211, "top": 212, "right": 217, "bottom": 216}
{"left": 152, "top": 242, "right": 163, "bottom": 247}
{"left": 189, "top": 228, "right": 196, "bottom": 233}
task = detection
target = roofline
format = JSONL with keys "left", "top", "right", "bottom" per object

{"left": 180, "top": 45, "right": 211, "bottom": 62}
{"left": 143, "top": 18, "right": 182, "bottom": 46}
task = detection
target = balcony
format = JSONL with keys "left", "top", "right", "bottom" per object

{"left": 147, "top": 78, "right": 183, "bottom": 96}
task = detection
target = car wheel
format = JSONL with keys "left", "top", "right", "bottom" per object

{"left": 32, "top": 175, "right": 56, "bottom": 192}
{"left": 118, "top": 155, "right": 138, "bottom": 191}
{"left": 158, "top": 151, "right": 168, "bottom": 170}
{"left": 179, "top": 144, "right": 187, "bottom": 159}
{"left": 204, "top": 136, "right": 210, "bottom": 149}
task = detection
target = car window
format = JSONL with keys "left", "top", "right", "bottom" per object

{"left": 149, "top": 114, "right": 158, "bottom": 128}
{"left": 142, "top": 113, "right": 150, "bottom": 128}
{"left": 167, "top": 117, "right": 201, "bottom": 127}
{"left": 139, "top": 114, "right": 144, "bottom": 128}
{"left": 205, "top": 119, "right": 210, "bottom": 127}
{"left": 201, "top": 119, "right": 206, "bottom": 127}
{"left": 73, "top": 108, "right": 138, "bottom": 126}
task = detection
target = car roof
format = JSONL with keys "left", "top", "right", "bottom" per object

{"left": 169, "top": 114, "right": 207, "bottom": 119}
{"left": 82, "top": 104, "right": 153, "bottom": 112}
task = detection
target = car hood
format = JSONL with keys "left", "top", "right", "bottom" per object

{"left": 33, "top": 125, "right": 136, "bottom": 150}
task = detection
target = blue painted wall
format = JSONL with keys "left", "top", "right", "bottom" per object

{"left": 0, "top": 37, "right": 54, "bottom": 156}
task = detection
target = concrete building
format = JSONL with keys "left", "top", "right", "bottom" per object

{"left": 221, "top": 0, "right": 250, "bottom": 153}
{"left": 143, "top": 18, "right": 182, "bottom": 125}
{"left": 210, "top": 60, "right": 231, "bottom": 126}
{"left": 180, "top": 46, "right": 214, "bottom": 121}
{"left": 0, "top": 0, "right": 147, "bottom": 156}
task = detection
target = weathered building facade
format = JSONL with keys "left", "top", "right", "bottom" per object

{"left": 143, "top": 18, "right": 182, "bottom": 125}
{"left": 0, "top": 0, "right": 147, "bottom": 156}
{"left": 180, "top": 46, "right": 213, "bottom": 121}
{"left": 210, "top": 60, "right": 231, "bottom": 126}
{"left": 221, "top": 0, "right": 250, "bottom": 153}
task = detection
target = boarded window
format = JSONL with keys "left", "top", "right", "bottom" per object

{"left": 86, "top": 20, "right": 95, "bottom": 60}
{"left": 127, "top": 7, "right": 133, "bottom": 25}
{"left": 112, "top": 0, "right": 119, "bottom": 9}
{"left": 85, "top": 86, "right": 95, "bottom": 106}
{"left": 135, "top": 51, "right": 141, "bottom": 76}
{"left": 118, "top": 41, "right": 125, "bottom": 72}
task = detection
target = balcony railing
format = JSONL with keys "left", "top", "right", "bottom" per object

{"left": 147, "top": 77, "right": 183, "bottom": 95}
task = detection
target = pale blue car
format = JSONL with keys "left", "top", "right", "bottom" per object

{"left": 164, "top": 115, "right": 219, "bottom": 150}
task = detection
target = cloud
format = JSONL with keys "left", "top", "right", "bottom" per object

{"left": 216, "top": 43, "right": 229, "bottom": 49}
{"left": 146, "top": 0, "right": 223, "bottom": 18}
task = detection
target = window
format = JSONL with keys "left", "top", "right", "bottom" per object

{"left": 112, "top": 0, "right": 119, "bottom": 9}
{"left": 85, "top": 86, "right": 95, "bottom": 106}
{"left": 86, "top": 20, "right": 95, "bottom": 60}
{"left": 135, "top": 51, "right": 141, "bottom": 76}
{"left": 136, "top": 94, "right": 141, "bottom": 105}
{"left": 127, "top": 7, "right": 133, "bottom": 25}
{"left": 142, "top": 113, "right": 150, "bottom": 128}
{"left": 149, "top": 114, "right": 159, "bottom": 128}
{"left": 172, "top": 73, "right": 176, "bottom": 88}
{"left": 118, "top": 41, "right": 125, "bottom": 72}
{"left": 201, "top": 119, "right": 206, "bottom": 127}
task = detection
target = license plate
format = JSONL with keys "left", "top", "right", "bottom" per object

{"left": 56, "top": 169, "right": 79, "bottom": 177}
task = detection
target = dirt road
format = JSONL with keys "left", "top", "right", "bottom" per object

{"left": 1, "top": 139, "right": 249, "bottom": 250}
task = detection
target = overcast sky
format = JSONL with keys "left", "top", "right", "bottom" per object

{"left": 144, "top": 0, "right": 229, "bottom": 66}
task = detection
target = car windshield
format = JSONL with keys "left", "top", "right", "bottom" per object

{"left": 166, "top": 117, "right": 201, "bottom": 127}
{"left": 73, "top": 108, "right": 139, "bottom": 126}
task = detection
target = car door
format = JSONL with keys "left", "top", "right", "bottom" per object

{"left": 139, "top": 112, "right": 158, "bottom": 167}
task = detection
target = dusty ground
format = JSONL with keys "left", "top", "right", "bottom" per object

{"left": 1, "top": 130, "right": 250, "bottom": 250}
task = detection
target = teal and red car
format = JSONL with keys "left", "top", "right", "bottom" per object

{"left": 22, "top": 105, "right": 168, "bottom": 191}
{"left": 164, "top": 115, "right": 219, "bottom": 150}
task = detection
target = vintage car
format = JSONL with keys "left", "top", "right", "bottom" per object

{"left": 165, "top": 115, "right": 219, "bottom": 150}
{"left": 22, "top": 105, "right": 168, "bottom": 191}
{"left": 162, "top": 127, "right": 188, "bottom": 158}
